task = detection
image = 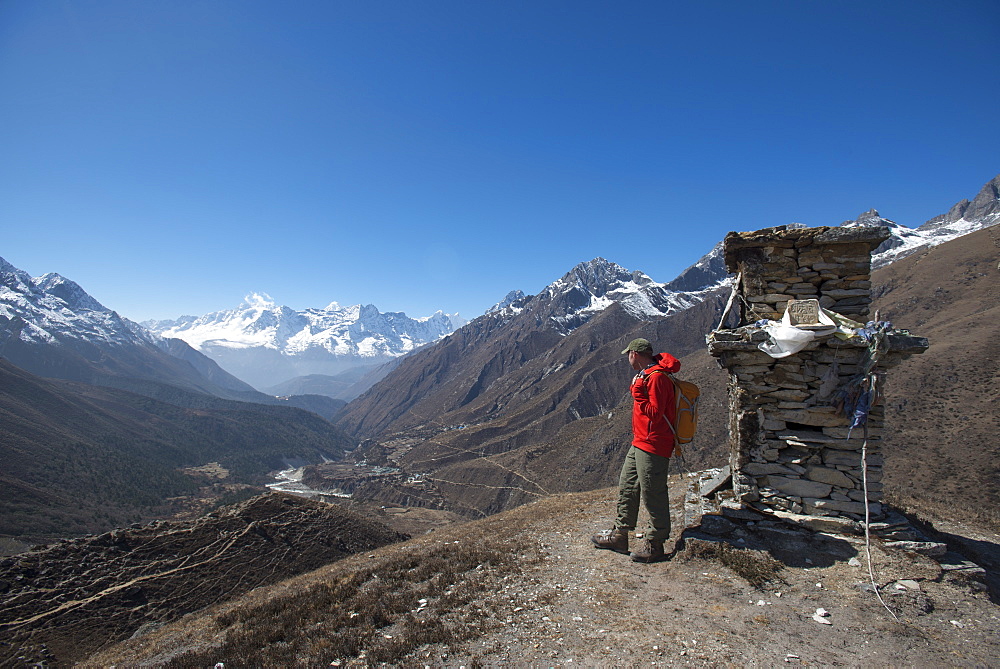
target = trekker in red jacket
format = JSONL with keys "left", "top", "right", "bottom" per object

{"left": 591, "top": 338, "right": 680, "bottom": 563}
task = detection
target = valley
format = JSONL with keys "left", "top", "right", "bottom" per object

{"left": 0, "top": 174, "right": 997, "bottom": 666}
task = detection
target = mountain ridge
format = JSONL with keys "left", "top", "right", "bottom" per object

{"left": 332, "top": 254, "right": 712, "bottom": 441}
{"left": 2, "top": 174, "right": 997, "bottom": 539}
{"left": 1, "top": 256, "right": 261, "bottom": 400}
{"left": 142, "top": 293, "right": 466, "bottom": 392}
{"left": 0, "top": 257, "right": 348, "bottom": 418}
{"left": 134, "top": 174, "right": 998, "bottom": 400}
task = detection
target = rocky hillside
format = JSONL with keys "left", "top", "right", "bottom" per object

{"left": 78, "top": 486, "right": 998, "bottom": 667}
{"left": 0, "top": 493, "right": 407, "bottom": 666}
{"left": 334, "top": 257, "right": 704, "bottom": 439}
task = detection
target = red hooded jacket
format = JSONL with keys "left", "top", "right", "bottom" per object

{"left": 630, "top": 352, "right": 681, "bottom": 458}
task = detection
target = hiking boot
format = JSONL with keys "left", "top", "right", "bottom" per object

{"left": 591, "top": 528, "right": 629, "bottom": 554}
{"left": 630, "top": 538, "right": 666, "bottom": 563}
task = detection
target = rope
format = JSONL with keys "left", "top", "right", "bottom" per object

{"left": 861, "top": 374, "right": 899, "bottom": 622}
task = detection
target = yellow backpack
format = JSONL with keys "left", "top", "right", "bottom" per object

{"left": 648, "top": 371, "right": 700, "bottom": 453}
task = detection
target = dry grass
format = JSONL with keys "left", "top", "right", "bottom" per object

{"left": 682, "top": 539, "right": 785, "bottom": 589}
{"left": 162, "top": 527, "right": 531, "bottom": 667}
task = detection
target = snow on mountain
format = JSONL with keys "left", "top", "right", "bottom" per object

{"left": 0, "top": 257, "right": 141, "bottom": 349}
{"left": 485, "top": 258, "right": 701, "bottom": 336}
{"left": 546, "top": 257, "right": 700, "bottom": 322}
{"left": 841, "top": 176, "right": 999, "bottom": 268}
{"left": 33, "top": 273, "right": 111, "bottom": 313}
{"left": 486, "top": 290, "right": 527, "bottom": 314}
{"left": 0, "top": 256, "right": 264, "bottom": 398}
{"left": 843, "top": 196, "right": 999, "bottom": 269}
{"left": 143, "top": 294, "right": 466, "bottom": 389}
{"left": 839, "top": 209, "right": 932, "bottom": 268}
{"left": 653, "top": 174, "right": 1000, "bottom": 293}
{"left": 661, "top": 241, "right": 727, "bottom": 294}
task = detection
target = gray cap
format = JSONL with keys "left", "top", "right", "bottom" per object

{"left": 621, "top": 338, "right": 653, "bottom": 355}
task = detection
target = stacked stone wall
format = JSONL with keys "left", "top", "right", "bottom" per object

{"left": 725, "top": 226, "right": 883, "bottom": 322}
{"left": 710, "top": 225, "right": 926, "bottom": 524}
{"left": 716, "top": 341, "right": 887, "bottom": 520}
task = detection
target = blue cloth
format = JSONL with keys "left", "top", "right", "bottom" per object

{"left": 853, "top": 320, "right": 893, "bottom": 343}
{"left": 849, "top": 389, "right": 872, "bottom": 430}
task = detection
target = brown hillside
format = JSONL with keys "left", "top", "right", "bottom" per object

{"left": 417, "top": 295, "right": 733, "bottom": 517}
{"left": 335, "top": 297, "right": 640, "bottom": 440}
{"left": 0, "top": 493, "right": 406, "bottom": 666}
{"left": 870, "top": 225, "right": 1000, "bottom": 530}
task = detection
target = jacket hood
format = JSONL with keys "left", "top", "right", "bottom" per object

{"left": 652, "top": 352, "right": 681, "bottom": 375}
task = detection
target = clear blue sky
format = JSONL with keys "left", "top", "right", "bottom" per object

{"left": 1, "top": 1, "right": 997, "bottom": 322}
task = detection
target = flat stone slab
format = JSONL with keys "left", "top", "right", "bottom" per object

{"left": 769, "top": 409, "right": 849, "bottom": 428}
{"left": 762, "top": 475, "right": 833, "bottom": 499}
{"left": 805, "top": 465, "right": 855, "bottom": 488}
{"left": 937, "top": 551, "right": 987, "bottom": 575}
{"left": 770, "top": 509, "right": 863, "bottom": 535}
{"left": 885, "top": 334, "right": 930, "bottom": 353}
{"left": 719, "top": 501, "right": 767, "bottom": 522}
{"left": 804, "top": 498, "right": 878, "bottom": 516}
{"left": 884, "top": 540, "right": 948, "bottom": 558}
{"left": 700, "top": 465, "right": 732, "bottom": 498}
{"left": 744, "top": 463, "right": 796, "bottom": 476}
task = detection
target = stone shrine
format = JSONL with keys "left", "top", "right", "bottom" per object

{"left": 706, "top": 225, "right": 928, "bottom": 528}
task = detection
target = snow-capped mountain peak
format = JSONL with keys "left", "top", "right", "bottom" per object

{"left": 838, "top": 175, "right": 1000, "bottom": 267}
{"left": 143, "top": 295, "right": 465, "bottom": 389}
{"left": 532, "top": 257, "right": 699, "bottom": 333}
{"left": 662, "top": 241, "right": 728, "bottom": 294}
{"left": 34, "top": 273, "right": 110, "bottom": 313}
{"left": 545, "top": 258, "right": 644, "bottom": 301}
{"left": 0, "top": 257, "right": 141, "bottom": 350}
{"left": 486, "top": 290, "right": 528, "bottom": 314}
{"left": 841, "top": 208, "right": 888, "bottom": 228}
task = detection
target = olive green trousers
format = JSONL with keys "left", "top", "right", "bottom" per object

{"left": 615, "top": 445, "right": 671, "bottom": 542}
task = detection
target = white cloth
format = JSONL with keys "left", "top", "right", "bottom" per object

{"left": 758, "top": 308, "right": 838, "bottom": 358}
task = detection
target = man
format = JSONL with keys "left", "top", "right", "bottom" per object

{"left": 591, "top": 338, "right": 680, "bottom": 563}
